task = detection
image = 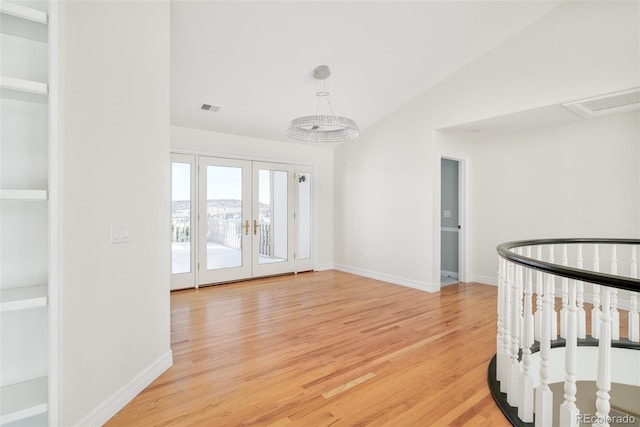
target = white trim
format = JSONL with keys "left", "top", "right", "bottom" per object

{"left": 571, "top": 290, "right": 635, "bottom": 312}
{"left": 170, "top": 148, "right": 316, "bottom": 171}
{"left": 434, "top": 149, "right": 469, "bottom": 288}
{"left": 315, "top": 263, "right": 334, "bottom": 271}
{"left": 170, "top": 153, "right": 196, "bottom": 290}
{"left": 50, "top": 2, "right": 61, "bottom": 422}
{"left": 74, "top": 350, "right": 173, "bottom": 427}
{"left": 470, "top": 274, "right": 498, "bottom": 286}
{"left": 334, "top": 264, "right": 438, "bottom": 293}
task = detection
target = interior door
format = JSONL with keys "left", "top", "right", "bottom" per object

{"left": 198, "top": 157, "right": 252, "bottom": 285}
{"left": 171, "top": 154, "right": 196, "bottom": 290}
{"left": 252, "top": 162, "right": 295, "bottom": 277}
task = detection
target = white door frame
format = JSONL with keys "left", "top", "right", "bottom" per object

{"left": 251, "top": 161, "right": 295, "bottom": 278}
{"left": 294, "top": 165, "right": 314, "bottom": 273}
{"left": 435, "top": 155, "right": 467, "bottom": 288}
{"left": 198, "top": 156, "right": 253, "bottom": 285}
{"left": 170, "top": 153, "right": 197, "bottom": 290}
{"left": 171, "top": 153, "right": 316, "bottom": 288}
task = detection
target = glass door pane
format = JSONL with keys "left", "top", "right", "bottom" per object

{"left": 206, "top": 165, "right": 243, "bottom": 270}
{"left": 172, "top": 163, "right": 192, "bottom": 274}
{"left": 253, "top": 162, "right": 294, "bottom": 276}
{"left": 171, "top": 153, "right": 196, "bottom": 290}
{"left": 258, "top": 169, "right": 288, "bottom": 264}
{"left": 199, "top": 157, "right": 252, "bottom": 285}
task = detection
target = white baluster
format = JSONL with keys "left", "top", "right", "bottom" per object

{"left": 535, "top": 271, "right": 554, "bottom": 427}
{"left": 610, "top": 245, "right": 619, "bottom": 341}
{"left": 630, "top": 246, "right": 639, "bottom": 342}
{"left": 508, "top": 260, "right": 521, "bottom": 406}
{"left": 560, "top": 244, "right": 569, "bottom": 338}
{"left": 549, "top": 245, "right": 558, "bottom": 340}
{"left": 497, "top": 257, "right": 505, "bottom": 381}
{"left": 592, "top": 245, "right": 601, "bottom": 339}
{"left": 519, "top": 248, "right": 535, "bottom": 422}
{"left": 501, "top": 262, "right": 513, "bottom": 393}
{"left": 593, "top": 288, "right": 612, "bottom": 427}
{"left": 534, "top": 246, "right": 543, "bottom": 341}
{"left": 559, "top": 278, "right": 580, "bottom": 426}
{"left": 576, "top": 244, "right": 586, "bottom": 339}
{"left": 517, "top": 248, "right": 525, "bottom": 344}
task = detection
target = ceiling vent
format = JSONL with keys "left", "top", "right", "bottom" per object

{"left": 563, "top": 88, "right": 640, "bottom": 118}
{"left": 201, "top": 103, "right": 221, "bottom": 112}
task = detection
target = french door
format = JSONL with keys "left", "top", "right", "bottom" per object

{"left": 172, "top": 155, "right": 309, "bottom": 289}
{"left": 251, "top": 162, "right": 295, "bottom": 278}
{"left": 171, "top": 154, "right": 196, "bottom": 290}
{"left": 198, "top": 157, "right": 253, "bottom": 284}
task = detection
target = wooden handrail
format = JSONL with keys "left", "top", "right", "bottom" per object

{"left": 497, "top": 239, "right": 640, "bottom": 292}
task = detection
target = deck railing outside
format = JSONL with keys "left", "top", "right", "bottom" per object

{"left": 493, "top": 239, "right": 639, "bottom": 427}
{"left": 171, "top": 218, "right": 272, "bottom": 256}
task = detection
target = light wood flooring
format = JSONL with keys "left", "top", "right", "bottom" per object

{"left": 106, "top": 270, "right": 508, "bottom": 426}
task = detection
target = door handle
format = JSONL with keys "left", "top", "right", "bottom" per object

{"left": 254, "top": 219, "right": 258, "bottom": 235}
{"left": 244, "top": 220, "right": 249, "bottom": 235}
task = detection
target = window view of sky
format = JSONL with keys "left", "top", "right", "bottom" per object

{"left": 172, "top": 163, "right": 272, "bottom": 204}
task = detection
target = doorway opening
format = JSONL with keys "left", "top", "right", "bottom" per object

{"left": 440, "top": 158, "right": 464, "bottom": 286}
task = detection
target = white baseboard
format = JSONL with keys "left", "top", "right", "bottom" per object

{"left": 469, "top": 274, "right": 498, "bottom": 286}
{"left": 576, "top": 290, "right": 635, "bottom": 312}
{"left": 334, "top": 264, "right": 438, "bottom": 293}
{"left": 75, "top": 349, "right": 173, "bottom": 427}
{"left": 315, "top": 263, "right": 334, "bottom": 272}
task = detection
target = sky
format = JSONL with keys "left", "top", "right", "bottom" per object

{"left": 172, "top": 162, "right": 273, "bottom": 203}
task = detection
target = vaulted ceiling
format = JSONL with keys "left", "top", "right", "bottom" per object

{"left": 170, "top": 1, "right": 562, "bottom": 143}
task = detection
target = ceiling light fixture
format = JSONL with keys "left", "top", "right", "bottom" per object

{"left": 287, "top": 65, "right": 359, "bottom": 143}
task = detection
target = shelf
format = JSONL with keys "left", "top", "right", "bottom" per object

{"left": 0, "top": 76, "right": 48, "bottom": 95}
{"left": 0, "top": 2, "right": 48, "bottom": 24}
{"left": 0, "top": 285, "right": 47, "bottom": 312}
{"left": 0, "top": 377, "right": 48, "bottom": 424}
{"left": 0, "top": 190, "right": 48, "bottom": 201}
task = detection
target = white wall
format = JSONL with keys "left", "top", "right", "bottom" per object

{"left": 171, "top": 126, "right": 334, "bottom": 270}
{"left": 469, "top": 111, "right": 640, "bottom": 283}
{"left": 58, "top": 2, "right": 171, "bottom": 425}
{"left": 334, "top": 1, "right": 639, "bottom": 290}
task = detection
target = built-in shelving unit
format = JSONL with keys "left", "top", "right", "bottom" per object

{"left": 0, "top": 1, "right": 48, "bottom": 24}
{"left": 1, "top": 0, "right": 55, "bottom": 424}
{"left": 0, "top": 189, "right": 48, "bottom": 201}
{"left": 0, "top": 75, "right": 48, "bottom": 95}
{"left": 0, "top": 285, "right": 48, "bottom": 312}
{"left": 0, "top": 377, "right": 48, "bottom": 425}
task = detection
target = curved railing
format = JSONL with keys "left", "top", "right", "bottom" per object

{"left": 491, "top": 239, "right": 639, "bottom": 427}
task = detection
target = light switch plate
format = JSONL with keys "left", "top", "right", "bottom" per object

{"left": 110, "top": 223, "right": 130, "bottom": 244}
{"left": 443, "top": 210, "right": 451, "bottom": 218}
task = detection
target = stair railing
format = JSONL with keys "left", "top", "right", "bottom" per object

{"left": 493, "top": 238, "right": 640, "bottom": 427}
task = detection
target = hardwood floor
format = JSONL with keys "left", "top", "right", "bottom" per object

{"left": 106, "top": 271, "right": 509, "bottom": 426}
